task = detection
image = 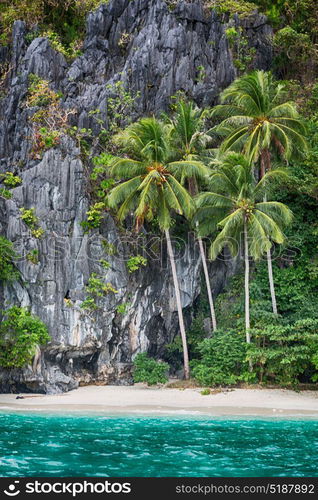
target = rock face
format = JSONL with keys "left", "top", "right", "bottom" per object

{"left": 0, "top": 0, "right": 272, "bottom": 393}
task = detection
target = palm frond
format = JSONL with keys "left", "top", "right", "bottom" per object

{"left": 110, "top": 158, "right": 146, "bottom": 179}
{"left": 209, "top": 208, "right": 244, "bottom": 259}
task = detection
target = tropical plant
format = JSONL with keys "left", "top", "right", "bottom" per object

{"left": 168, "top": 100, "right": 217, "bottom": 332}
{"left": 108, "top": 117, "right": 197, "bottom": 378}
{"left": 133, "top": 353, "right": 169, "bottom": 386}
{"left": 195, "top": 153, "right": 293, "bottom": 342}
{"left": 126, "top": 255, "right": 147, "bottom": 273}
{"left": 247, "top": 318, "right": 318, "bottom": 385}
{"left": 211, "top": 70, "right": 307, "bottom": 314}
{"left": 191, "top": 330, "right": 248, "bottom": 386}
{"left": 0, "top": 306, "right": 50, "bottom": 369}
{"left": 0, "top": 236, "right": 19, "bottom": 282}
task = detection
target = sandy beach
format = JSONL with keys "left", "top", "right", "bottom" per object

{"left": 1, "top": 385, "right": 318, "bottom": 417}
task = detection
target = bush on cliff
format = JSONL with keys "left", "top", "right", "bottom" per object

{"left": 0, "top": 307, "right": 50, "bottom": 369}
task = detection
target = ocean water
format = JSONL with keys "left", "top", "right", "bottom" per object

{"left": 0, "top": 412, "right": 317, "bottom": 477}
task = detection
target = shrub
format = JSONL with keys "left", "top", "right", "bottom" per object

{"left": 133, "top": 353, "right": 169, "bottom": 386}
{"left": 1, "top": 172, "right": 22, "bottom": 188}
{"left": 0, "top": 237, "right": 19, "bottom": 282}
{"left": 26, "top": 249, "right": 39, "bottom": 264}
{"left": 116, "top": 303, "right": 129, "bottom": 315}
{"left": 273, "top": 26, "right": 316, "bottom": 79}
{"left": 210, "top": 0, "right": 258, "bottom": 18}
{"left": 247, "top": 319, "right": 318, "bottom": 385}
{"left": 80, "top": 273, "right": 118, "bottom": 311}
{"left": 0, "top": 0, "right": 106, "bottom": 49}
{"left": 26, "top": 74, "right": 75, "bottom": 158}
{"left": 81, "top": 202, "right": 107, "bottom": 230}
{"left": 0, "top": 306, "right": 50, "bottom": 368}
{"left": 126, "top": 255, "right": 147, "bottom": 273}
{"left": 20, "top": 208, "right": 45, "bottom": 238}
{"left": 191, "top": 330, "right": 247, "bottom": 386}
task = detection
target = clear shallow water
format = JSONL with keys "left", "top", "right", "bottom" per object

{"left": 0, "top": 413, "right": 317, "bottom": 477}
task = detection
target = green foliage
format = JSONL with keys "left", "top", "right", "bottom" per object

{"left": 0, "top": 188, "right": 12, "bottom": 200}
{"left": 164, "top": 0, "right": 178, "bottom": 10}
{"left": 0, "top": 172, "right": 22, "bottom": 200}
{"left": 100, "top": 259, "right": 110, "bottom": 270}
{"left": 200, "top": 388, "right": 211, "bottom": 395}
{"left": 81, "top": 202, "right": 107, "bottom": 230}
{"left": 191, "top": 331, "right": 248, "bottom": 386}
{"left": 133, "top": 353, "right": 169, "bottom": 386}
{"left": 164, "top": 309, "right": 208, "bottom": 369}
{"left": 81, "top": 273, "right": 118, "bottom": 311}
{"left": 26, "top": 249, "right": 39, "bottom": 265}
{"left": 0, "top": 306, "right": 50, "bottom": 368}
{"left": 105, "top": 81, "right": 141, "bottom": 138}
{"left": 26, "top": 74, "right": 71, "bottom": 158}
{"left": 20, "top": 208, "right": 38, "bottom": 227}
{"left": 86, "top": 273, "right": 118, "bottom": 297}
{"left": 67, "top": 126, "right": 93, "bottom": 159}
{"left": 247, "top": 319, "right": 318, "bottom": 385}
{"left": 1, "top": 172, "right": 22, "bottom": 188}
{"left": 41, "top": 30, "right": 82, "bottom": 60}
{"left": 196, "top": 65, "right": 206, "bottom": 83}
{"left": 0, "top": 0, "right": 106, "bottom": 50}
{"left": 273, "top": 27, "right": 316, "bottom": 80}
{"left": 126, "top": 255, "right": 147, "bottom": 273}
{"left": 225, "top": 27, "right": 239, "bottom": 46}
{"left": 108, "top": 117, "right": 197, "bottom": 232}
{"left": 27, "top": 74, "right": 61, "bottom": 108}
{"left": 19, "top": 208, "right": 45, "bottom": 238}
{"left": 255, "top": 0, "right": 318, "bottom": 42}
{"left": 0, "top": 237, "right": 19, "bottom": 282}
{"left": 225, "top": 27, "right": 256, "bottom": 74}
{"left": 35, "top": 127, "right": 60, "bottom": 151}
{"left": 196, "top": 153, "right": 293, "bottom": 260}
{"left": 116, "top": 303, "right": 130, "bottom": 315}
{"left": 101, "top": 239, "right": 117, "bottom": 256}
{"left": 212, "top": 70, "right": 307, "bottom": 165}
{"left": 86, "top": 83, "right": 140, "bottom": 155}
{"left": 80, "top": 297, "right": 98, "bottom": 311}
{"left": 118, "top": 32, "right": 131, "bottom": 51}
{"left": 209, "top": 0, "right": 259, "bottom": 18}
{"left": 86, "top": 153, "right": 116, "bottom": 205}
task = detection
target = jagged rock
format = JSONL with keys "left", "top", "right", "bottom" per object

{"left": 0, "top": 0, "right": 272, "bottom": 393}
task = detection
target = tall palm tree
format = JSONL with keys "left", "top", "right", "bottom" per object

{"left": 195, "top": 153, "right": 293, "bottom": 343}
{"left": 108, "top": 117, "right": 203, "bottom": 379}
{"left": 211, "top": 70, "right": 307, "bottom": 314}
{"left": 168, "top": 100, "right": 217, "bottom": 332}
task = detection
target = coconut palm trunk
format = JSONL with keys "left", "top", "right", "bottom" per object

{"left": 198, "top": 236, "right": 217, "bottom": 332}
{"left": 243, "top": 218, "right": 251, "bottom": 343}
{"left": 188, "top": 177, "right": 217, "bottom": 332}
{"left": 165, "top": 228, "right": 190, "bottom": 379}
{"left": 267, "top": 247, "right": 278, "bottom": 314}
{"left": 261, "top": 149, "right": 278, "bottom": 315}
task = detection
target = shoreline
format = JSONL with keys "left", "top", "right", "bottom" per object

{"left": 1, "top": 385, "right": 318, "bottom": 417}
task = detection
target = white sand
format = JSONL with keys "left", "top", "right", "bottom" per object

{"left": 1, "top": 385, "right": 318, "bottom": 416}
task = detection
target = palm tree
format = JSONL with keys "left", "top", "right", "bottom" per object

{"left": 195, "top": 153, "right": 293, "bottom": 343}
{"left": 211, "top": 70, "right": 307, "bottom": 314}
{"left": 108, "top": 117, "right": 201, "bottom": 379}
{"left": 168, "top": 100, "right": 217, "bottom": 332}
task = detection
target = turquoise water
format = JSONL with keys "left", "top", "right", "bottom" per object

{"left": 0, "top": 413, "right": 317, "bottom": 477}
